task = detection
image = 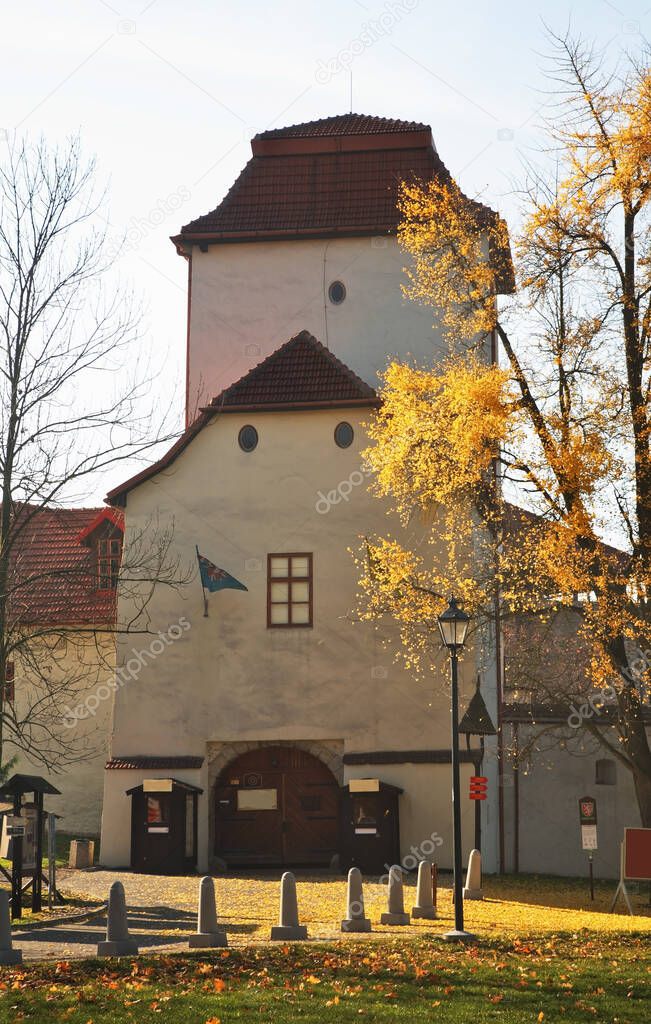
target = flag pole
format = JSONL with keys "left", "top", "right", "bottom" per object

{"left": 196, "top": 545, "right": 209, "bottom": 617}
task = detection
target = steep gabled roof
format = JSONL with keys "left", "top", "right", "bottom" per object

{"left": 106, "top": 332, "right": 378, "bottom": 506}
{"left": 205, "top": 330, "right": 379, "bottom": 412}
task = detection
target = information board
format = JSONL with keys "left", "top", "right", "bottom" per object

{"left": 624, "top": 827, "right": 651, "bottom": 881}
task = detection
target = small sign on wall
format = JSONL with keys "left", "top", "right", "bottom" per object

{"left": 581, "top": 825, "right": 598, "bottom": 850}
{"left": 143, "top": 779, "right": 173, "bottom": 793}
{"left": 349, "top": 779, "right": 380, "bottom": 793}
{"left": 237, "top": 788, "right": 278, "bottom": 811}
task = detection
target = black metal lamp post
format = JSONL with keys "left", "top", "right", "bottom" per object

{"left": 437, "top": 596, "right": 476, "bottom": 942}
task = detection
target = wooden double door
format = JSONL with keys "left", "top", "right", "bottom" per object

{"left": 214, "top": 746, "right": 339, "bottom": 867}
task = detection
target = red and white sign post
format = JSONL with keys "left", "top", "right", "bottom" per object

{"left": 578, "top": 796, "right": 598, "bottom": 900}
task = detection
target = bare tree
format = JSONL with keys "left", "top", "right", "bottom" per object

{"left": 0, "top": 136, "right": 188, "bottom": 772}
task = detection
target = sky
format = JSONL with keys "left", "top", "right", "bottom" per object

{"left": 1, "top": 0, "right": 649, "bottom": 502}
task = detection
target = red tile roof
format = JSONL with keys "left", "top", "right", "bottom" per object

{"left": 174, "top": 112, "right": 513, "bottom": 292}
{"left": 8, "top": 505, "right": 123, "bottom": 625}
{"left": 179, "top": 145, "right": 440, "bottom": 239}
{"left": 106, "top": 756, "right": 204, "bottom": 770}
{"left": 254, "top": 114, "right": 430, "bottom": 139}
{"left": 106, "top": 332, "right": 378, "bottom": 505}
{"left": 207, "top": 330, "right": 379, "bottom": 412}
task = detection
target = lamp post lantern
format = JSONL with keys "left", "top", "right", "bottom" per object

{"left": 437, "top": 596, "right": 476, "bottom": 942}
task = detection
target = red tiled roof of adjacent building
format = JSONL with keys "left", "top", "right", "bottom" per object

{"left": 7, "top": 505, "right": 123, "bottom": 625}
{"left": 173, "top": 113, "right": 513, "bottom": 292}
{"left": 206, "top": 330, "right": 379, "bottom": 412}
{"left": 106, "top": 331, "right": 378, "bottom": 505}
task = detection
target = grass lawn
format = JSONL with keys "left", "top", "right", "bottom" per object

{"left": 0, "top": 833, "right": 102, "bottom": 925}
{"left": 0, "top": 932, "right": 648, "bottom": 1023}
{"left": 0, "top": 872, "right": 648, "bottom": 1021}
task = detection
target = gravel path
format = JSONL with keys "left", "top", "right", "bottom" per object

{"left": 9, "top": 867, "right": 436, "bottom": 961}
{"left": 13, "top": 905, "right": 193, "bottom": 962}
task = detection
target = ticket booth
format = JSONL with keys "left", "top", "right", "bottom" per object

{"left": 339, "top": 779, "right": 402, "bottom": 874}
{"left": 128, "top": 778, "right": 202, "bottom": 874}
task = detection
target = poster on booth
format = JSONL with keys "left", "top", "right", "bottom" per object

{"left": 22, "top": 804, "right": 38, "bottom": 871}
{"left": 0, "top": 805, "right": 37, "bottom": 868}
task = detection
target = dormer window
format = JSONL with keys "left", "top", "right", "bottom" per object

{"left": 98, "top": 537, "right": 122, "bottom": 590}
{"left": 78, "top": 508, "right": 124, "bottom": 592}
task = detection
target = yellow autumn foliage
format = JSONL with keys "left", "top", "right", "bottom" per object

{"left": 357, "top": 36, "right": 651, "bottom": 802}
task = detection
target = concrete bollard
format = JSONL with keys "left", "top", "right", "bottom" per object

{"left": 341, "top": 867, "right": 372, "bottom": 933}
{"left": 463, "top": 849, "right": 483, "bottom": 900}
{"left": 412, "top": 860, "right": 437, "bottom": 919}
{"left": 189, "top": 876, "right": 228, "bottom": 948}
{"left": 380, "top": 865, "right": 410, "bottom": 925}
{"left": 0, "top": 891, "right": 22, "bottom": 965}
{"left": 270, "top": 872, "right": 308, "bottom": 940}
{"left": 97, "top": 881, "right": 139, "bottom": 956}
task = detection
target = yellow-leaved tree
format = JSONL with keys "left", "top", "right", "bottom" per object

{"left": 358, "top": 34, "right": 651, "bottom": 827}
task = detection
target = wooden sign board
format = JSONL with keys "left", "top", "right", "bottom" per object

{"left": 143, "top": 778, "right": 174, "bottom": 793}
{"left": 624, "top": 827, "right": 651, "bottom": 881}
{"left": 610, "top": 827, "right": 651, "bottom": 914}
{"left": 349, "top": 779, "right": 380, "bottom": 793}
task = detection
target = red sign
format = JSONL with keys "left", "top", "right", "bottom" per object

{"left": 469, "top": 776, "right": 487, "bottom": 801}
{"left": 579, "top": 796, "right": 597, "bottom": 824}
{"left": 624, "top": 828, "right": 651, "bottom": 881}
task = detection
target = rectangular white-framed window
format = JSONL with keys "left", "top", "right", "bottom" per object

{"left": 267, "top": 553, "right": 313, "bottom": 628}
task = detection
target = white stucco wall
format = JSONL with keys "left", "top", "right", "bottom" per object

{"left": 502, "top": 724, "right": 645, "bottom": 878}
{"left": 10, "top": 630, "right": 115, "bottom": 837}
{"left": 186, "top": 237, "right": 448, "bottom": 414}
{"left": 101, "top": 407, "right": 492, "bottom": 872}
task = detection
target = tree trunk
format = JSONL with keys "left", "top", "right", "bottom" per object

{"left": 632, "top": 765, "right": 651, "bottom": 828}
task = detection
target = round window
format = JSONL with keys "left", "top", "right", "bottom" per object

{"left": 238, "top": 425, "right": 258, "bottom": 452}
{"left": 334, "top": 421, "right": 354, "bottom": 448}
{"left": 328, "top": 280, "right": 346, "bottom": 305}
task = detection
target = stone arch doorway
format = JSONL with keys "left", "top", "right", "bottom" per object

{"left": 213, "top": 745, "right": 339, "bottom": 867}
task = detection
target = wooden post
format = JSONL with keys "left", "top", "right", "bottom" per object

{"left": 11, "top": 793, "right": 22, "bottom": 921}
{"left": 32, "top": 791, "right": 43, "bottom": 912}
{"left": 47, "top": 814, "right": 56, "bottom": 911}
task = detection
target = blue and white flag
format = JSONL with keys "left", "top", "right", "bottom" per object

{"left": 197, "top": 551, "right": 248, "bottom": 593}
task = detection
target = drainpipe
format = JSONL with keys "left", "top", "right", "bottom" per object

{"left": 513, "top": 721, "right": 520, "bottom": 873}
{"left": 495, "top": 586, "right": 505, "bottom": 873}
{"left": 487, "top": 325, "right": 507, "bottom": 872}
{"left": 185, "top": 250, "right": 193, "bottom": 428}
